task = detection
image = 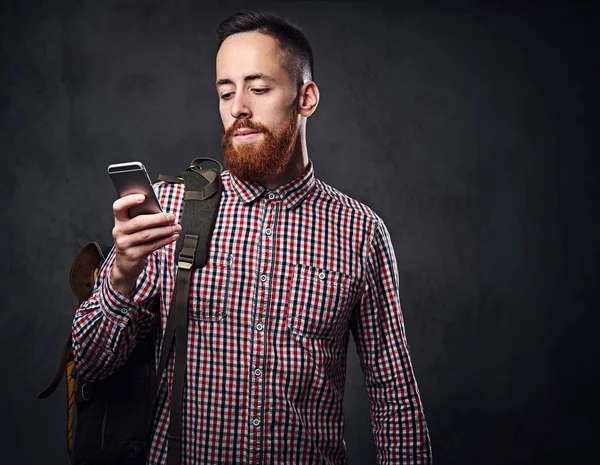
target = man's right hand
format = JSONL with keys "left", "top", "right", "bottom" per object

{"left": 110, "top": 194, "right": 181, "bottom": 295}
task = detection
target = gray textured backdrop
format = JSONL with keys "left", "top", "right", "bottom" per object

{"left": 1, "top": 1, "right": 598, "bottom": 464}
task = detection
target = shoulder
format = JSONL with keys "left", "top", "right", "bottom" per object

{"left": 313, "top": 177, "right": 384, "bottom": 227}
{"left": 312, "top": 178, "right": 395, "bottom": 256}
{"left": 152, "top": 179, "right": 183, "bottom": 197}
{"left": 152, "top": 180, "right": 185, "bottom": 216}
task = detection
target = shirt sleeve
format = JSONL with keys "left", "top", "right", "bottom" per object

{"left": 71, "top": 246, "right": 161, "bottom": 382}
{"left": 351, "top": 217, "right": 432, "bottom": 464}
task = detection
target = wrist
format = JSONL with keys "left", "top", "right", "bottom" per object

{"left": 109, "top": 263, "right": 137, "bottom": 296}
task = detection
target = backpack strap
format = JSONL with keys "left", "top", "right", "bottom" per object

{"left": 157, "top": 174, "right": 181, "bottom": 184}
{"left": 174, "top": 158, "right": 223, "bottom": 269}
{"left": 155, "top": 157, "right": 223, "bottom": 465}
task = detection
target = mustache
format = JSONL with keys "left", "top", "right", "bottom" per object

{"left": 224, "top": 119, "right": 268, "bottom": 138}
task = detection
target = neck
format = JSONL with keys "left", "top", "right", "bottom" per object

{"left": 260, "top": 121, "right": 309, "bottom": 190}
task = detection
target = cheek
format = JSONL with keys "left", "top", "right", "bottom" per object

{"left": 257, "top": 107, "right": 290, "bottom": 133}
{"left": 251, "top": 93, "right": 289, "bottom": 127}
{"left": 271, "top": 111, "right": 295, "bottom": 134}
{"left": 219, "top": 105, "right": 233, "bottom": 128}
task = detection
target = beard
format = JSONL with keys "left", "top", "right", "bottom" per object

{"left": 222, "top": 105, "right": 299, "bottom": 184}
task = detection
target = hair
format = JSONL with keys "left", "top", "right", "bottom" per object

{"left": 216, "top": 11, "right": 314, "bottom": 85}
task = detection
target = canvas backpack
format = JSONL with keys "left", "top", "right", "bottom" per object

{"left": 39, "top": 158, "right": 223, "bottom": 465}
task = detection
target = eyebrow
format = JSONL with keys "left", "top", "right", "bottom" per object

{"left": 216, "top": 73, "right": 277, "bottom": 87}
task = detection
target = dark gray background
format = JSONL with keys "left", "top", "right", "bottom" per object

{"left": 1, "top": 1, "right": 598, "bottom": 464}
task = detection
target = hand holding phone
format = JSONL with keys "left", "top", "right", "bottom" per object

{"left": 107, "top": 161, "right": 180, "bottom": 295}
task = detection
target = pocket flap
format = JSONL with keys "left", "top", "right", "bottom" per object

{"left": 287, "top": 264, "right": 354, "bottom": 340}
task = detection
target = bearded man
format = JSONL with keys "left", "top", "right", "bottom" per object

{"left": 72, "top": 10, "right": 432, "bottom": 465}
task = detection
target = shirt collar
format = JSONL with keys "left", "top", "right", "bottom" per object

{"left": 228, "top": 160, "right": 316, "bottom": 211}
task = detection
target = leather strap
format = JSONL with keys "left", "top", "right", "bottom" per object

{"left": 156, "top": 234, "right": 199, "bottom": 381}
{"left": 166, "top": 235, "right": 197, "bottom": 465}
{"left": 158, "top": 174, "right": 183, "bottom": 184}
{"left": 188, "top": 157, "right": 223, "bottom": 174}
{"left": 156, "top": 234, "right": 198, "bottom": 465}
{"left": 38, "top": 334, "right": 73, "bottom": 399}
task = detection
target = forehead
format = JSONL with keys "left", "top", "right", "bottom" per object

{"left": 216, "top": 32, "right": 288, "bottom": 82}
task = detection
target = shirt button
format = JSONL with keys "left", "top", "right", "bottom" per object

{"left": 120, "top": 308, "right": 128, "bottom": 315}
{"left": 267, "top": 193, "right": 275, "bottom": 200}
{"left": 318, "top": 272, "right": 326, "bottom": 280}
{"left": 260, "top": 274, "right": 268, "bottom": 283}
{"left": 252, "top": 419, "right": 261, "bottom": 427}
{"left": 254, "top": 368, "right": 262, "bottom": 377}
{"left": 265, "top": 228, "right": 272, "bottom": 236}
{"left": 106, "top": 349, "right": 113, "bottom": 356}
{"left": 256, "top": 323, "right": 264, "bottom": 331}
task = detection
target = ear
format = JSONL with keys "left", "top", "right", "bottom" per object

{"left": 297, "top": 81, "right": 320, "bottom": 117}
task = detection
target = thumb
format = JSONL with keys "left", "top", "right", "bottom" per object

{"left": 113, "top": 194, "right": 145, "bottom": 222}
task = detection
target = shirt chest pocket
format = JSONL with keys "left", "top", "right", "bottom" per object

{"left": 287, "top": 264, "right": 355, "bottom": 340}
{"left": 188, "top": 252, "right": 232, "bottom": 322}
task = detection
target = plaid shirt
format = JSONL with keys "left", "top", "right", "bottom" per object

{"left": 72, "top": 160, "right": 432, "bottom": 464}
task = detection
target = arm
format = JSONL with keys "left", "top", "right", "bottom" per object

{"left": 351, "top": 218, "right": 432, "bottom": 464}
{"left": 71, "top": 192, "right": 180, "bottom": 381}
{"left": 71, "top": 247, "right": 160, "bottom": 382}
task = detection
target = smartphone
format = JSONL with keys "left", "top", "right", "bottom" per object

{"left": 107, "top": 161, "right": 162, "bottom": 217}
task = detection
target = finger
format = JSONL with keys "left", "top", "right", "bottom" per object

{"left": 117, "top": 224, "right": 181, "bottom": 249}
{"left": 113, "top": 194, "right": 146, "bottom": 222}
{"left": 119, "top": 233, "right": 180, "bottom": 262}
{"left": 119, "top": 212, "right": 177, "bottom": 235}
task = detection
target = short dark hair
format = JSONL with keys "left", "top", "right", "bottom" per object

{"left": 216, "top": 11, "right": 314, "bottom": 85}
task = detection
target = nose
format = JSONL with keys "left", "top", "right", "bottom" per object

{"left": 230, "top": 92, "right": 251, "bottom": 119}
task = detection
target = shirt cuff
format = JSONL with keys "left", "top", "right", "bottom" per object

{"left": 100, "top": 264, "right": 142, "bottom": 324}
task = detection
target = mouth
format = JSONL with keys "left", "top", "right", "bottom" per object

{"left": 233, "top": 130, "right": 261, "bottom": 142}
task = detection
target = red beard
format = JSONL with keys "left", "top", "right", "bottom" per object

{"left": 222, "top": 106, "right": 299, "bottom": 184}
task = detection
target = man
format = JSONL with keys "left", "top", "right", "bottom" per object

{"left": 72, "top": 10, "right": 432, "bottom": 465}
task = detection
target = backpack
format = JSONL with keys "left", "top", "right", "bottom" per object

{"left": 39, "top": 158, "right": 224, "bottom": 465}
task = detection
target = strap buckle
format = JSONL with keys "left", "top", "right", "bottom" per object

{"left": 177, "top": 255, "right": 193, "bottom": 270}
{"left": 178, "top": 261, "right": 192, "bottom": 270}
{"left": 177, "top": 241, "right": 197, "bottom": 270}
{"left": 81, "top": 383, "right": 92, "bottom": 402}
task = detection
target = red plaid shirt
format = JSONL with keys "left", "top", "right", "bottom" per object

{"left": 72, "top": 161, "right": 432, "bottom": 464}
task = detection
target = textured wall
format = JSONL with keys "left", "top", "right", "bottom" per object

{"left": 1, "top": 1, "right": 598, "bottom": 464}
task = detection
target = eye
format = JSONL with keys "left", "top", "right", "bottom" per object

{"left": 220, "top": 92, "right": 233, "bottom": 101}
{"left": 252, "top": 88, "right": 269, "bottom": 95}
